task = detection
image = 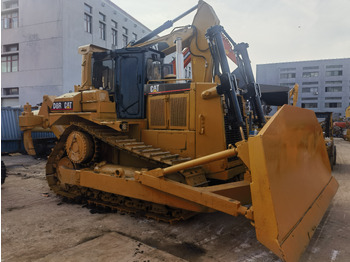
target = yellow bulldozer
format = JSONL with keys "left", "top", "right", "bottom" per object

{"left": 19, "top": 1, "right": 338, "bottom": 261}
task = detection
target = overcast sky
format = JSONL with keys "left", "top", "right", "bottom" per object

{"left": 111, "top": 0, "right": 350, "bottom": 71}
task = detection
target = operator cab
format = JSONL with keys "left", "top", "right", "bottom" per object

{"left": 92, "top": 47, "right": 165, "bottom": 119}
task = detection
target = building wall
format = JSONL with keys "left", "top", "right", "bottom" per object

{"left": 1, "top": 0, "right": 151, "bottom": 107}
{"left": 1, "top": 0, "right": 63, "bottom": 106}
{"left": 61, "top": 0, "right": 151, "bottom": 95}
{"left": 256, "top": 58, "right": 350, "bottom": 117}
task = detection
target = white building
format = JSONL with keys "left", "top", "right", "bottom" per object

{"left": 257, "top": 58, "right": 350, "bottom": 117}
{"left": 1, "top": 0, "right": 151, "bottom": 107}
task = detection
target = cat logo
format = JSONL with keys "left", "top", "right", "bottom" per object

{"left": 52, "top": 101, "right": 73, "bottom": 110}
{"left": 64, "top": 101, "right": 72, "bottom": 109}
{"left": 150, "top": 85, "right": 159, "bottom": 93}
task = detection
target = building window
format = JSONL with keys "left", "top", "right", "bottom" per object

{"left": 84, "top": 3, "right": 92, "bottom": 33}
{"left": 280, "top": 73, "right": 296, "bottom": 79}
{"left": 122, "top": 27, "right": 128, "bottom": 35}
{"left": 302, "top": 71, "right": 319, "bottom": 78}
{"left": 325, "top": 81, "right": 342, "bottom": 85}
{"left": 111, "top": 20, "right": 118, "bottom": 46}
{"left": 112, "top": 29, "right": 118, "bottom": 46}
{"left": 302, "top": 87, "right": 318, "bottom": 94}
{"left": 122, "top": 27, "right": 128, "bottom": 46}
{"left": 122, "top": 35, "right": 128, "bottom": 46}
{"left": 325, "top": 86, "right": 342, "bottom": 92}
{"left": 280, "top": 82, "right": 295, "bottom": 87}
{"left": 3, "top": 0, "right": 18, "bottom": 9}
{"left": 326, "top": 65, "right": 342, "bottom": 69}
{"left": 2, "top": 54, "right": 18, "bottom": 72}
{"left": 2, "top": 87, "right": 19, "bottom": 96}
{"left": 99, "top": 13, "right": 106, "bottom": 40}
{"left": 301, "top": 103, "right": 318, "bottom": 108}
{"left": 84, "top": 14, "right": 92, "bottom": 33}
{"left": 3, "top": 43, "right": 19, "bottom": 53}
{"left": 280, "top": 68, "right": 296, "bottom": 72}
{"left": 2, "top": 11, "right": 18, "bottom": 29}
{"left": 325, "top": 97, "right": 342, "bottom": 100}
{"left": 99, "top": 12, "right": 105, "bottom": 22}
{"left": 303, "top": 66, "right": 319, "bottom": 70}
{"left": 325, "top": 102, "right": 342, "bottom": 108}
{"left": 302, "top": 81, "right": 318, "bottom": 85}
{"left": 326, "top": 70, "right": 342, "bottom": 77}
{"left": 132, "top": 33, "right": 137, "bottom": 41}
{"left": 112, "top": 20, "right": 117, "bottom": 29}
{"left": 84, "top": 3, "right": 92, "bottom": 13}
{"left": 301, "top": 97, "right": 318, "bottom": 101}
{"left": 99, "top": 22, "right": 106, "bottom": 40}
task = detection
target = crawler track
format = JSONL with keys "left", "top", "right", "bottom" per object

{"left": 46, "top": 122, "right": 199, "bottom": 222}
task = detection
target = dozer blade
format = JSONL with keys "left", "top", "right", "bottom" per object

{"left": 248, "top": 105, "right": 338, "bottom": 261}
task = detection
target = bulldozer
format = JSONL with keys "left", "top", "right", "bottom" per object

{"left": 19, "top": 1, "right": 338, "bottom": 261}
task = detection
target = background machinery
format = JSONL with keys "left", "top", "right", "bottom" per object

{"left": 19, "top": 1, "right": 338, "bottom": 261}
{"left": 316, "top": 112, "right": 337, "bottom": 169}
{"left": 334, "top": 105, "right": 350, "bottom": 141}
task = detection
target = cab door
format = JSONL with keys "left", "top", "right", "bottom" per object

{"left": 116, "top": 53, "right": 144, "bottom": 119}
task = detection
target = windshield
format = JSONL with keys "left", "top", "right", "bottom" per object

{"left": 146, "top": 59, "right": 162, "bottom": 81}
{"left": 92, "top": 58, "right": 115, "bottom": 92}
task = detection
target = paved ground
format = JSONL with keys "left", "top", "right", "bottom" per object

{"left": 1, "top": 138, "right": 350, "bottom": 261}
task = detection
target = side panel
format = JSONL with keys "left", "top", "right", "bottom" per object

{"left": 195, "top": 83, "right": 227, "bottom": 173}
{"left": 52, "top": 92, "right": 82, "bottom": 112}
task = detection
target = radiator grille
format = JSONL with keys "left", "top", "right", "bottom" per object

{"left": 170, "top": 97, "right": 187, "bottom": 127}
{"left": 150, "top": 99, "right": 165, "bottom": 126}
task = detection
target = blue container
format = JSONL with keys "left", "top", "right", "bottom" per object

{"left": 1, "top": 107, "right": 56, "bottom": 154}
{"left": 1, "top": 107, "right": 24, "bottom": 153}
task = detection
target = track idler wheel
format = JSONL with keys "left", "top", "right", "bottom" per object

{"left": 66, "top": 131, "right": 94, "bottom": 164}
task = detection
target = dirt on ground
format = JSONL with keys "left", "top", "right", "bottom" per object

{"left": 1, "top": 138, "right": 350, "bottom": 262}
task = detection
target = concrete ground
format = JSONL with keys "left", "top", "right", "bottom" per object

{"left": 1, "top": 138, "right": 349, "bottom": 261}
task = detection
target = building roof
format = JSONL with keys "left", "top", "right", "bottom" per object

{"left": 257, "top": 57, "right": 350, "bottom": 66}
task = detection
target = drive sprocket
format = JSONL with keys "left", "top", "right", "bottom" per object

{"left": 66, "top": 131, "right": 94, "bottom": 164}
